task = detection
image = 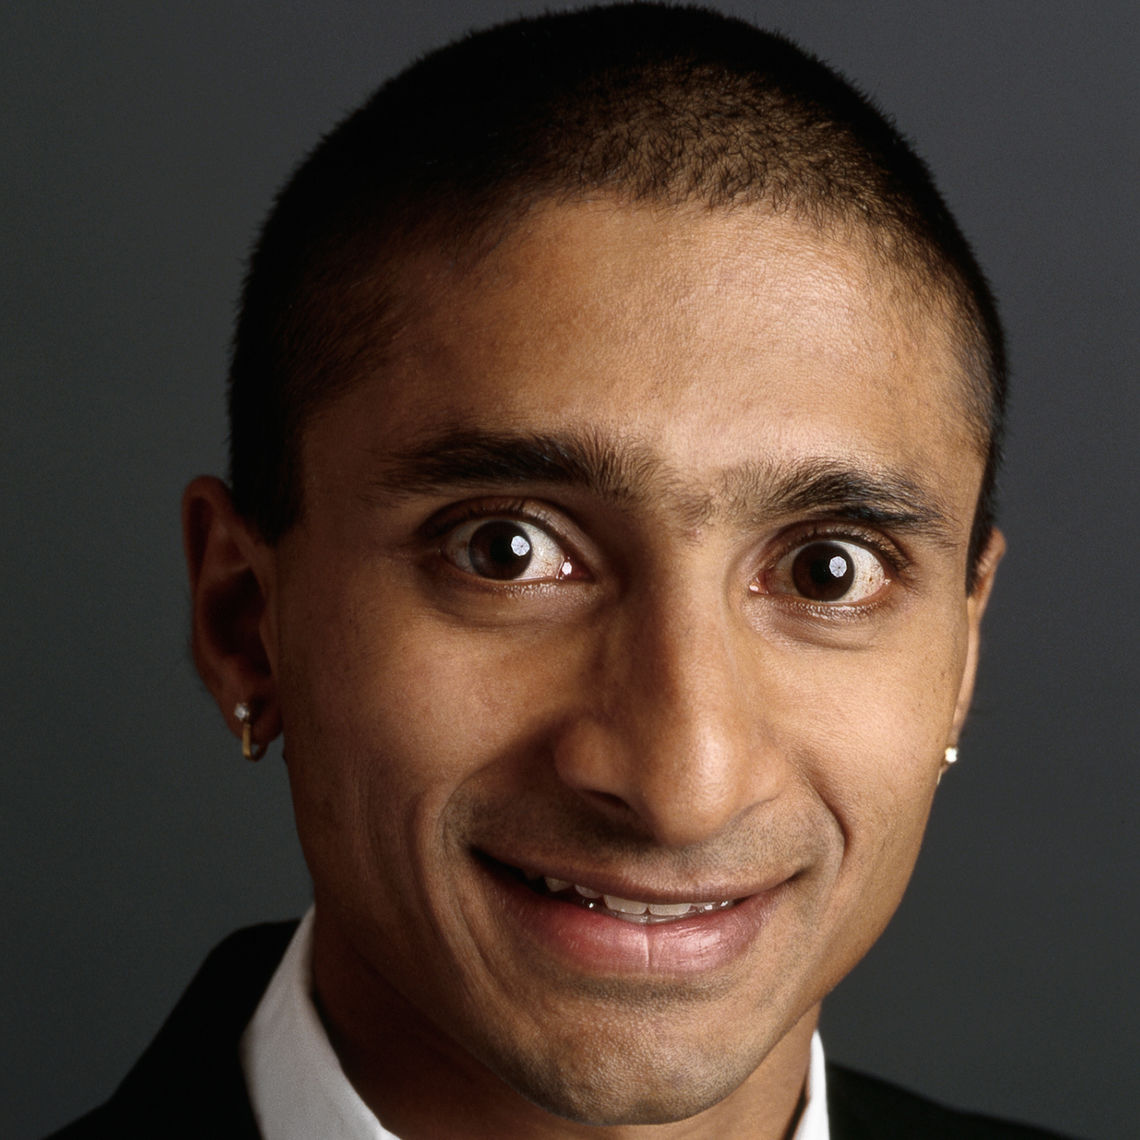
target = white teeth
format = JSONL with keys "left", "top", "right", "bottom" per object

{"left": 647, "top": 901, "right": 693, "bottom": 916}
{"left": 603, "top": 894, "right": 649, "bottom": 914}
{"left": 535, "top": 875, "right": 735, "bottom": 921}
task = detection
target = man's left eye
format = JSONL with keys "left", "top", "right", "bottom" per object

{"left": 441, "top": 518, "right": 575, "bottom": 582}
{"left": 764, "top": 538, "right": 890, "bottom": 604}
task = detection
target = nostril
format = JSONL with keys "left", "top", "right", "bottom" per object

{"left": 574, "top": 787, "right": 647, "bottom": 827}
{"left": 591, "top": 790, "right": 630, "bottom": 812}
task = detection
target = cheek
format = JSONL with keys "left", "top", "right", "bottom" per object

{"left": 276, "top": 582, "right": 565, "bottom": 849}
{"left": 795, "top": 603, "right": 968, "bottom": 769}
{"left": 784, "top": 614, "right": 969, "bottom": 933}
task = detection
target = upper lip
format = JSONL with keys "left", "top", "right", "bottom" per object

{"left": 479, "top": 849, "right": 792, "bottom": 904}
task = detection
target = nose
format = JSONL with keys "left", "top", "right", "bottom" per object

{"left": 553, "top": 590, "right": 788, "bottom": 849}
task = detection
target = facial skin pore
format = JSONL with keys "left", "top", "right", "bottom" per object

{"left": 186, "top": 200, "right": 1002, "bottom": 1139}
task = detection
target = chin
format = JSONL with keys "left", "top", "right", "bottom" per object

{"left": 490, "top": 1031, "right": 748, "bottom": 1127}
{"left": 522, "top": 1075, "right": 735, "bottom": 1128}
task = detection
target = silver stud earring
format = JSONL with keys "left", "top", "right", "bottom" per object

{"left": 234, "top": 701, "right": 267, "bottom": 761}
{"left": 936, "top": 745, "right": 959, "bottom": 786}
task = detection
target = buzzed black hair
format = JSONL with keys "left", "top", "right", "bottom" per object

{"left": 228, "top": 2, "right": 1005, "bottom": 587}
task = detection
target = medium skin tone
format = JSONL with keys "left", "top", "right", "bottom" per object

{"left": 186, "top": 200, "right": 1003, "bottom": 1139}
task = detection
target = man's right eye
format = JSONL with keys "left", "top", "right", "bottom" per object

{"left": 441, "top": 517, "right": 577, "bottom": 582}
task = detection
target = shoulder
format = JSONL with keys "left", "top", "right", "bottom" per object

{"left": 827, "top": 1063, "right": 1080, "bottom": 1140}
{"left": 43, "top": 921, "right": 298, "bottom": 1140}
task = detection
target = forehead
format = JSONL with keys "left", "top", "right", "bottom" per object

{"left": 307, "top": 201, "right": 978, "bottom": 523}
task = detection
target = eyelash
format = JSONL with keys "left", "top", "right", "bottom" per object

{"left": 423, "top": 499, "right": 554, "bottom": 543}
{"left": 769, "top": 522, "right": 910, "bottom": 578}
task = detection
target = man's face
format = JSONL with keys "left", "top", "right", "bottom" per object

{"left": 259, "top": 201, "right": 998, "bottom": 1126}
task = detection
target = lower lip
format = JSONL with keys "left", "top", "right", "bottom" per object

{"left": 481, "top": 860, "right": 786, "bottom": 978}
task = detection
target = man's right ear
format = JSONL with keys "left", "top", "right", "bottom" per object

{"left": 182, "top": 476, "right": 282, "bottom": 754}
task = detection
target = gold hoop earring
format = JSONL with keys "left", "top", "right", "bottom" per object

{"left": 234, "top": 701, "right": 267, "bottom": 762}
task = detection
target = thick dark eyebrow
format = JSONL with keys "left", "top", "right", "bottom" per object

{"left": 366, "top": 428, "right": 961, "bottom": 544}
{"left": 722, "top": 460, "right": 960, "bottom": 545}
{"left": 367, "top": 428, "right": 653, "bottom": 503}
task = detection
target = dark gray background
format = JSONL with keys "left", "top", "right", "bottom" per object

{"left": 4, "top": 3, "right": 1136, "bottom": 1138}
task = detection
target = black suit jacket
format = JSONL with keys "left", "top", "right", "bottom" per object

{"left": 47, "top": 923, "right": 1075, "bottom": 1139}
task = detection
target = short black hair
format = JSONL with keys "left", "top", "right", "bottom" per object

{"left": 228, "top": 2, "right": 1005, "bottom": 587}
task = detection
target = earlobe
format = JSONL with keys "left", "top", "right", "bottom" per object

{"left": 182, "top": 476, "right": 282, "bottom": 753}
{"left": 950, "top": 526, "right": 1006, "bottom": 741}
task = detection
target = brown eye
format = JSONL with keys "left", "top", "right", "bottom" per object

{"left": 467, "top": 521, "right": 534, "bottom": 579}
{"left": 442, "top": 518, "right": 575, "bottom": 582}
{"left": 792, "top": 542, "right": 853, "bottom": 601}
{"left": 768, "top": 539, "right": 889, "bottom": 604}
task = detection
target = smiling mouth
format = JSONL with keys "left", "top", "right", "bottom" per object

{"left": 520, "top": 869, "right": 738, "bottom": 925}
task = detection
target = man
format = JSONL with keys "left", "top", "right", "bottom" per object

{"left": 51, "top": 5, "right": 1073, "bottom": 1138}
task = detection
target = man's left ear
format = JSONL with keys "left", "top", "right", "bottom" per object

{"left": 951, "top": 526, "right": 1006, "bottom": 741}
{"left": 182, "top": 476, "right": 282, "bottom": 756}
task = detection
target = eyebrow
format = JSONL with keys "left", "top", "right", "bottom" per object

{"left": 721, "top": 461, "right": 959, "bottom": 543}
{"left": 366, "top": 427, "right": 961, "bottom": 543}
{"left": 369, "top": 428, "right": 652, "bottom": 500}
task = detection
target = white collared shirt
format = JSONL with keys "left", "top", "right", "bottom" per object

{"left": 241, "top": 908, "right": 829, "bottom": 1140}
